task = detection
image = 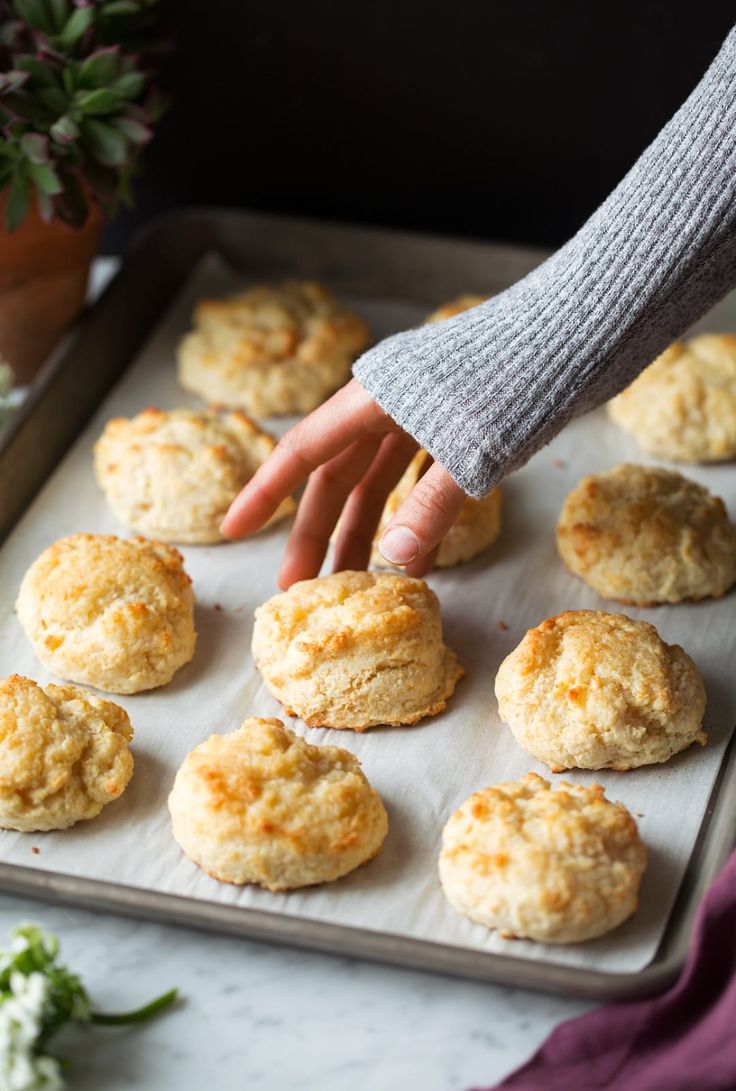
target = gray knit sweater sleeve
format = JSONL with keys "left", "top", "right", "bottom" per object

{"left": 352, "top": 26, "right": 736, "bottom": 499}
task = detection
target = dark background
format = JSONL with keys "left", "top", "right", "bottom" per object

{"left": 105, "top": 1, "right": 735, "bottom": 254}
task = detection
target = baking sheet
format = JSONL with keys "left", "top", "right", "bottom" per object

{"left": 0, "top": 252, "right": 734, "bottom": 976}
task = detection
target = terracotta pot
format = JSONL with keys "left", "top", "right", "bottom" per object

{"left": 0, "top": 194, "right": 103, "bottom": 384}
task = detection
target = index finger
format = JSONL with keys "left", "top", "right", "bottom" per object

{"left": 221, "top": 379, "right": 386, "bottom": 539}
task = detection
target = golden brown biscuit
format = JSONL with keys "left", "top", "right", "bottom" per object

{"left": 425, "top": 295, "right": 487, "bottom": 323}
{"left": 556, "top": 463, "right": 736, "bottom": 605}
{"left": 94, "top": 407, "right": 294, "bottom": 544}
{"left": 177, "top": 280, "right": 370, "bottom": 416}
{"left": 168, "top": 717, "right": 388, "bottom": 889}
{"left": 252, "top": 570, "right": 463, "bottom": 730}
{"left": 494, "top": 610, "right": 706, "bottom": 771}
{"left": 0, "top": 675, "right": 133, "bottom": 831}
{"left": 370, "top": 451, "right": 502, "bottom": 568}
{"left": 16, "top": 534, "right": 196, "bottom": 694}
{"left": 607, "top": 334, "right": 736, "bottom": 462}
{"left": 439, "top": 772, "right": 646, "bottom": 944}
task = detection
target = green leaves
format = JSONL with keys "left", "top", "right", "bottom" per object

{"left": 4, "top": 175, "right": 30, "bottom": 230}
{"left": 1, "top": 923, "right": 91, "bottom": 1049}
{"left": 17, "top": 134, "right": 62, "bottom": 201}
{"left": 1, "top": 121, "right": 58, "bottom": 229}
{"left": 81, "top": 117, "right": 127, "bottom": 164}
{"left": 112, "top": 69, "right": 144, "bottom": 98}
{"left": 54, "top": 4, "right": 95, "bottom": 51}
{"left": 112, "top": 114, "right": 150, "bottom": 144}
{"left": 0, "top": 0, "right": 163, "bottom": 230}
{"left": 75, "top": 86, "right": 123, "bottom": 114}
{"left": 36, "top": 85, "right": 69, "bottom": 112}
{"left": 49, "top": 113, "right": 79, "bottom": 143}
{"left": 19, "top": 131, "right": 48, "bottom": 164}
{"left": 100, "top": 1, "right": 144, "bottom": 16}
{"left": 15, "top": 53, "right": 58, "bottom": 86}
{"left": 27, "top": 161, "right": 62, "bottom": 193}
{"left": 0, "top": 68, "right": 29, "bottom": 93}
{"left": 2, "top": 90, "right": 56, "bottom": 124}
{"left": 77, "top": 46, "right": 120, "bottom": 89}
{"left": 12, "top": 0, "right": 54, "bottom": 34}
{"left": 0, "top": 923, "right": 178, "bottom": 1084}
{"left": 45, "top": 0, "right": 72, "bottom": 34}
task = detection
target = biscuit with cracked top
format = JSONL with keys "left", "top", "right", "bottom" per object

{"left": 252, "top": 570, "right": 463, "bottom": 730}
{"left": 439, "top": 772, "right": 646, "bottom": 944}
{"left": 168, "top": 717, "right": 388, "bottom": 889}
{"left": 16, "top": 534, "right": 196, "bottom": 694}
{"left": 494, "top": 610, "right": 706, "bottom": 771}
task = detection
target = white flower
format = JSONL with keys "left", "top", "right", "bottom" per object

{"left": 0, "top": 972, "right": 64, "bottom": 1091}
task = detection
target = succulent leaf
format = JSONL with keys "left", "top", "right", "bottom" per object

{"left": 54, "top": 5, "right": 95, "bottom": 51}
{"left": 12, "top": 0, "right": 54, "bottom": 34}
{"left": 27, "top": 160, "right": 62, "bottom": 193}
{"left": 0, "top": 69, "right": 30, "bottom": 94}
{"left": 111, "top": 70, "right": 144, "bottom": 98}
{"left": 1, "top": 0, "right": 163, "bottom": 230}
{"left": 5, "top": 174, "right": 30, "bottom": 230}
{"left": 100, "top": 1, "right": 142, "bottom": 16}
{"left": 36, "top": 85, "right": 69, "bottom": 112}
{"left": 49, "top": 112, "right": 79, "bottom": 143}
{"left": 75, "top": 87, "right": 122, "bottom": 114}
{"left": 81, "top": 116, "right": 127, "bottom": 165}
{"left": 44, "top": 0, "right": 70, "bottom": 35}
{"left": 111, "top": 114, "right": 150, "bottom": 143}
{"left": 3, "top": 91, "right": 56, "bottom": 124}
{"left": 1, "top": 19, "right": 26, "bottom": 47}
{"left": 15, "top": 53, "right": 59, "bottom": 86}
{"left": 19, "top": 130, "right": 48, "bottom": 163}
{"left": 61, "top": 63, "right": 75, "bottom": 94}
{"left": 77, "top": 46, "right": 120, "bottom": 89}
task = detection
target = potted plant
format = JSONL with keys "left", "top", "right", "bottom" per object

{"left": 0, "top": 0, "right": 163, "bottom": 383}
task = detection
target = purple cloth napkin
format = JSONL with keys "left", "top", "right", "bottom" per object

{"left": 485, "top": 849, "right": 736, "bottom": 1091}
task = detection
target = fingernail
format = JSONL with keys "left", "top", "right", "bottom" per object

{"left": 379, "top": 525, "right": 420, "bottom": 565}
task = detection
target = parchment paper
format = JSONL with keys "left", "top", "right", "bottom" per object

{"left": 1, "top": 253, "right": 735, "bottom": 976}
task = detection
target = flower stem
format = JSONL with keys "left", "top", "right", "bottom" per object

{"left": 90, "top": 988, "right": 178, "bottom": 1026}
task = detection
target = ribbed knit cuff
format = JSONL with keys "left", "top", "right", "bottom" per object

{"left": 353, "top": 25, "right": 736, "bottom": 498}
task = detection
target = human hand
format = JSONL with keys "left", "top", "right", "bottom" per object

{"left": 221, "top": 378, "right": 467, "bottom": 589}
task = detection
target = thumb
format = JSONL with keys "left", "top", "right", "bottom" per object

{"left": 378, "top": 461, "right": 466, "bottom": 568}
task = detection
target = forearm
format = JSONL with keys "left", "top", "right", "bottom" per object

{"left": 353, "top": 26, "right": 736, "bottom": 498}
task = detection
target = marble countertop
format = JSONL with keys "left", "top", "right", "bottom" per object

{"left": 0, "top": 257, "right": 591, "bottom": 1089}
{"left": 0, "top": 892, "right": 590, "bottom": 1090}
